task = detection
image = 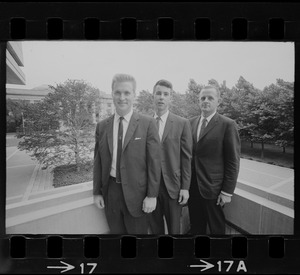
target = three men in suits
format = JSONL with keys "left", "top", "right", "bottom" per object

{"left": 93, "top": 74, "right": 161, "bottom": 234}
{"left": 189, "top": 85, "right": 240, "bottom": 235}
{"left": 149, "top": 80, "right": 193, "bottom": 234}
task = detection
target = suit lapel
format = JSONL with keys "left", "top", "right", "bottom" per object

{"left": 123, "top": 112, "right": 139, "bottom": 151}
{"left": 198, "top": 113, "right": 219, "bottom": 141}
{"left": 161, "top": 112, "right": 173, "bottom": 143}
{"left": 192, "top": 116, "right": 200, "bottom": 145}
{"left": 106, "top": 115, "right": 114, "bottom": 156}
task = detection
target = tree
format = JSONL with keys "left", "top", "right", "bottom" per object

{"left": 18, "top": 80, "right": 100, "bottom": 171}
{"left": 134, "top": 90, "right": 154, "bottom": 116}
{"left": 208, "top": 78, "right": 220, "bottom": 89}
{"left": 169, "top": 91, "right": 189, "bottom": 118}
{"left": 264, "top": 79, "right": 294, "bottom": 153}
{"left": 226, "top": 77, "right": 261, "bottom": 147}
{"left": 6, "top": 99, "right": 28, "bottom": 133}
{"left": 184, "top": 79, "right": 202, "bottom": 118}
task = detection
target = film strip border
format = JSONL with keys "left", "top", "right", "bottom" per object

{"left": 4, "top": 17, "right": 296, "bottom": 40}
{"left": 1, "top": 2, "right": 300, "bottom": 274}
{"left": 1, "top": 235, "right": 299, "bottom": 273}
{"left": 0, "top": 2, "right": 300, "bottom": 40}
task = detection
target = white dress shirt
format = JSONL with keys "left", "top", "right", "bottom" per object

{"left": 154, "top": 110, "right": 169, "bottom": 141}
{"left": 110, "top": 109, "right": 133, "bottom": 177}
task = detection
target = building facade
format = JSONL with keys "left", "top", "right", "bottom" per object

{"left": 6, "top": 85, "right": 51, "bottom": 104}
{"left": 97, "top": 93, "right": 115, "bottom": 120}
{"left": 6, "top": 41, "right": 26, "bottom": 85}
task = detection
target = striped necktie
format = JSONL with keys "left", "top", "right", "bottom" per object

{"left": 197, "top": 118, "right": 207, "bottom": 141}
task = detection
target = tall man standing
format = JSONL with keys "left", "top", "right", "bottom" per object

{"left": 189, "top": 85, "right": 240, "bottom": 235}
{"left": 149, "top": 79, "right": 193, "bottom": 234}
{"left": 93, "top": 74, "right": 161, "bottom": 234}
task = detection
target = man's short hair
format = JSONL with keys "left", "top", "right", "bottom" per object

{"left": 112, "top": 74, "right": 136, "bottom": 92}
{"left": 201, "top": 85, "right": 221, "bottom": 98}
{"left": 153, "top": 79, "right": 173, "bottom": 94}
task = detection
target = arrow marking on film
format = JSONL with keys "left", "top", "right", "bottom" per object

{"left": 47, "top": 261, "right": 75, "bottom": 273}
{"left": 190, "top": 259, "right": 215, "bottom": 272}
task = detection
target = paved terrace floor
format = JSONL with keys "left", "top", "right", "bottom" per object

{"left": 238, "top": 158, "right": 294, "bottom": 199}
{"left": 6, "top": 134, "right": 294, "bottom": 204}
{"left": 6, "top": 146, "right": 54, "bottom": 204}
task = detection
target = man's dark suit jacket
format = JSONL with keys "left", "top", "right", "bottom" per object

{"left": 93, "top": 112, "right": 161, "bottom": 217}
{"left": 189, "top": 113, "right": 240, "bottom": 199}
{"left": 160, "top": 112, "right": 193, "bottom": 198}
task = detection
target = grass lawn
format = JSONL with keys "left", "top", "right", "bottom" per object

{"left": 241, "top": 140, "right": 294, "bottom": 169}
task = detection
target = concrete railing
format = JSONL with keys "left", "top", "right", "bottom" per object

{"left": 6, "top": 179, "right": 293, "bottom": 235}
{"left": 224, "top": 180, "right": 294, "bottom": 234}
{"left": 6, "top": 182, "right": 110, "bottom": 234}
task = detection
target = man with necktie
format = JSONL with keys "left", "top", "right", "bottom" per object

{"left": 149, "top": 79, "right": 193, "bottom": 234}
{"left": 93, "top": 74, "right": 161, "bottom": 234}
{"left": 189, "top": 85, "right": 240, "bottom": 234}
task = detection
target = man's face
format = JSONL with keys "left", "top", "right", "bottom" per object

{"left": 199, "top": 87, "right": 221, "bottom": 117}
{"left": 153, "top": 85, "right": 172, "bottom": 115}
{"left": 112, "top": 81, "right": 135, "bottom": 116}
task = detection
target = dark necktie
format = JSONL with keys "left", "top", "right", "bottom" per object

{"left": 116, "top": 117, "right": 124, "bottom": 183}
{"left": 156, "top": 116, "right": 161, "bottom": 130}
{"left": 156, "top": 116, "right": 161, "bottom": 140}
{"left": 197, "top": 118, "right": 207, "bottom": 141}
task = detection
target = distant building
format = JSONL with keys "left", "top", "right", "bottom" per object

{"left": 97, "top": 93, "right": 115, "bottom": 119}
{"left": 6, "top": 42, "right": 26, "bottom": 85}
{"left": 6, "top": 85, "right": 115, "bottom": 124}
{"left": 6, "top": 85, "right": 52, "bottom": 104}
{"left": 95, "top": 93, "right": 138, "bottom": 121}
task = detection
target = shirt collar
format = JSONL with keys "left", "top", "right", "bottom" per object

{"left": 202, "top": 111, "right": 216, "bottom": 123}
{"left": 155, "top": 110, "right": 169, "bottom": 123}
{"left": 115, "top": 108, "right": 133, "bottom": 122}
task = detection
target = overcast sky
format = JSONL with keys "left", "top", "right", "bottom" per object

{"left": 7, "top": 41, "right": 294, "bottom": 94}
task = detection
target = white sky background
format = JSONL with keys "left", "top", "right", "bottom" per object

{"left": 7, "top": 41, "right": 294, "bottom": 94}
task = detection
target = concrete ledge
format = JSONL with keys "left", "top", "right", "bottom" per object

{"left": 224, "top": 186, "right": 294, "bottom": 234}
{"left": 6, "top": 181, "right": 110, "bottom": 234}
{"left": 6, "top": 185, "right": 92, "bottom": 218}
{"left": 29, "top": 181, "right": 92, "bottom": 200}
{"left": 237, "top": 180, "right": 293, "bottom": 209}
{"left": 6, "top": 176, "right": 293, "bottom": 235}
{"left": 6, "top": 203, "right": 110, "bottom": 234}
{"left": 6, "top": 195, "right": 23, "bottom": 205}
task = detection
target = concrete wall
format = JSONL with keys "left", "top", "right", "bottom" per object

{"left": 7, "top": 203, "right": 109, "bottom": 234}
{"left": 224, "top": 180, "right": 294, "bottom": 234}
{"left": 6, "top": 179, "right": 293, "bottom": 235}
{"left": 6, "top": 182, "right": 109, "bottom": 234}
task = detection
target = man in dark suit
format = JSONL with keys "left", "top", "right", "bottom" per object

{"left": 93, "top": 74, "right": 161, "bottom": 234}
{"left": 189, "top": 85, "right": 240, "bottom": 235}
{"left": 149, "top": 79, "right": 193, "bottom": 234}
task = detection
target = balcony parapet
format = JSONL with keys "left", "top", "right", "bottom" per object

{"left": 224, "top": 180, "right": 294, "bottom": 235}
{"left": 6, "top": 177, "right": 294, "bottom": 235}
{"left": 6, "top": 182, "right": 109, "bottom": 234}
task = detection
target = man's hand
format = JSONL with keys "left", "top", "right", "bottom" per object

{"left": 178, "top": 189, "right": 189, "bottom": 205}
{"left": 216, "top": 193, "right": 231, "bottom": 207}
{"left": 94, "top": 195, "right": 105, "bottom": 209}
{"left": 142, "top": 197, "right": 157, "bottom": 213}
